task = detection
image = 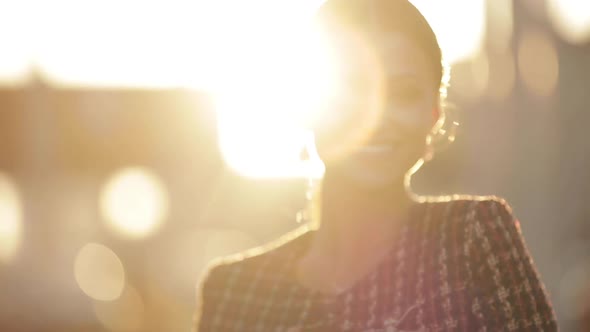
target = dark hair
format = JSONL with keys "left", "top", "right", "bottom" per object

{"left": 316, "top": 0, "right": 446, "bottom": 96}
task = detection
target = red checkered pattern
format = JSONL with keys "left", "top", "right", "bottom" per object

{"left": 194, "top": 196, "right": 558, "bottom": 331}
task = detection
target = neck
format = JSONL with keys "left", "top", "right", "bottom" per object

{"left": 296, "top": 171, "right": 414, "bottom": 293}
{"left": 310, "top": 170, "right": 414, "bottom": 259}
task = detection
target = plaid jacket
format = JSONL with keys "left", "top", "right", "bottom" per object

{"left": 194, "top": 196, "right": 558, "bottom": 331}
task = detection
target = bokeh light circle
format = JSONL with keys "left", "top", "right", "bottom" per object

{"left": 0, "top": 172, "right": 22, "bottom": 264}
{"left": 74, "top": 242, "right": 125, "bottom": 301}
{"left": 100, "top": 167, "right": 169, "bottom": 238}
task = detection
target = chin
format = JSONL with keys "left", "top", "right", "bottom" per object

{"left": 335, "top": 158, "right": 412, "bottom": 191}
{"left": 348, "top": 173, "right": 404, "bottom": 191}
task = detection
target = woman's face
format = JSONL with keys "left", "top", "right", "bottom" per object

{"left": 315, "top": 32, "right": 439, "bottom": 189}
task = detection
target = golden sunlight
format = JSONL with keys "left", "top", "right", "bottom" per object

{"left": 211, "top": 4, "right": 333, "bottom": 178}
{"left": 32, "top": 0, "right": 325, "bottom": 89}
{"left": 74, "top": 242, "right": 126, "bottom": 301}
{"left": 34, "top": 0, "right": 200, "bottom": 88}
{"left": 410, "top": 0, "right": 486, "bottom": 64}
{"left": 24, "top": 0, "right": 484, "bottom": 88}
{"left": 0, "top": 173, "right": 22, "bottom": 264}
{"left": 0, "top": 2, "right": 33, "bottom": 85}
{"left": 215, "top": 0, "right": 486, "bottom": 178}
{"left": 547, "top": 0, "right": 590, "bottom": 44}
{"left": 99, "top": 167, "right": 169, "bottom": 238}
{"left": 3, "top": 0, "right": 488, "bottom": 178}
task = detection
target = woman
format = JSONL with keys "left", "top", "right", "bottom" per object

{"left": 194, "top": 0, "right": 558, "bottom": 330}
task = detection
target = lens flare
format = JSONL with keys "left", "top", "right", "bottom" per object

{"left": 33, "top": 0, "right": 326, "bottom": 89}
{"left": 0, "top": 173, "right": 22, "bottom": 264}
{"left": 100, "top": 167, "right": 169, "bottom": 238}
{"left": 74, "top": 242, "right": 125, "bottom": 301}
{"left": 0, "top": 2, "right": 33, "bottom": 85}
{"left": 213, "top": 18, "right": 341, "bottom": 178}
{"left": 216, "top": 0, "right": 485, "bottom": 178}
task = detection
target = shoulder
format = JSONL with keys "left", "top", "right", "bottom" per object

{"left": 205, "top": 223, "right": 310, "bottom": 274}
{"left": 414, "top": 195, "right": 527, "bottom": 263}
{"left": 195, "top": 224, "right": 311, "bottom": 330}
{"left": 416, "top": 194, "right": 515, "bottom": 223}
{"left": 409, "top": 194, "right": 519, "bottom": 243}
{"left": 416, "top": 193, "right": 511, "bottom": 208}
{"left": 197, "top": 223, "right": 310, "bottom": 297}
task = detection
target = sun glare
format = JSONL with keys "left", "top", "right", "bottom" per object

{"left": 211, "top": 3, "right": 334, "bottom": 178}
{"left": 0, "top": 1, "right": 34, "bottom": 85}
{"left": 23, "top": 0, "right": 484, "bottom": 89}
{"left": 410, "top": 0, "right": 486, "bottom": 64}
{"left": 29, "top": 0, "right": 326, "bottom": 89}
{"left": 214, "top": 0, "right": 486, "bottom": 178}
{"left": 0, "top": 0, "right": 489, "bottom": 178}
{"left": 34, "top": 0, "right": 235, "bottom": 89}
{"left": 99, "top": 167, "right": 169, "bottom": 238}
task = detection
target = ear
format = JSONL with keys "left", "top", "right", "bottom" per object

{"left": 424, "top": 107, "right": 441, "bottom": 163}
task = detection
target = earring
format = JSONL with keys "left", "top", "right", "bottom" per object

{"left": 428, "top": 104, "right": 459, "bottom": 156}
{"left": 423, "top": 142, "right": 435, "bottom": 162}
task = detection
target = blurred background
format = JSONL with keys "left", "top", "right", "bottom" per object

{"left": 0, "top": 0, "right": 589, "bottom": 331}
